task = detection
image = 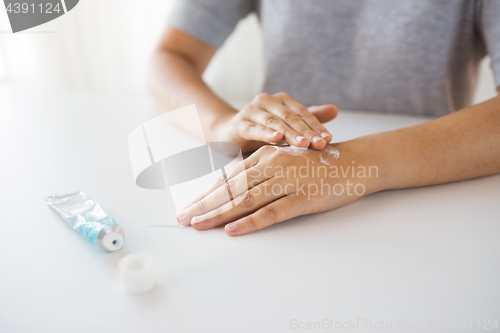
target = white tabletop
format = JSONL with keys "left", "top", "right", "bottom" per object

{"left": 1, "top": 86, "right": 499, "bottom": 333}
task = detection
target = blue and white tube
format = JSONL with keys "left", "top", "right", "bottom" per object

{"left": 45, "top": 191, "right": 124, "bottom": 252}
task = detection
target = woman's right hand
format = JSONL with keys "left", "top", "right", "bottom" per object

{"left": 213, "top": 92, "right": 338, "bottom": 153}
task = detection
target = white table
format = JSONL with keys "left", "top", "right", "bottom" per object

{"left": 1, "top": 86, "right": 499, "bottom": 333}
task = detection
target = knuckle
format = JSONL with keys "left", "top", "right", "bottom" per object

{"left": 283, "top": 111, "right": 299, "bottom": 123}
{"left": 266, "top": 115, "right": 280, "bottom": 126}
{"left": 256, "top": 92, "right": 271, "bottom": 102}
{"left": 260, "top": 145, "right": 275, "bottom": 153}
{"left": 243, "top": 192, "right": 255, "bottom": 208}
{"left": 247, "top": 124, "right": 259, "bottom": 135}
{"left": 295, "top": 107, "right": 310, "bottom": 117}
{"left": 227, "top": 179, "right": 237, "bottom": 191}
{"left": 264, "top": 205, "right": 278, "bottom": 220}
{"left": 196, "top": 200, "right": 207, "bottom": 211}
{"left": 194, "top": 193, "right": 206, "bottom": 203}
{"left": 213, "top": 207, "right": 225, "bottom": 220}
{"left": 242, "top": 104, "right": 256, "bottom": 115}
{"left": 245, "top": 215, "right": 258, "bottom": 229}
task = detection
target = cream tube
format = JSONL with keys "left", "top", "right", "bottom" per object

{"left": 45, "top": 191, "right": 124, "bottom": 252}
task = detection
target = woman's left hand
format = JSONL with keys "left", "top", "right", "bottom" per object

{"left": 176, "top": 143, "right": 382, "bottom": 236}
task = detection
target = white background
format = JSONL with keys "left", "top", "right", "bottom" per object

{"left": 0, "top": 0, "right": 496, "bottom": 106}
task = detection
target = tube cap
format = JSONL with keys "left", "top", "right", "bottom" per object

{"left": 97, "top": 224, "right": 124, "bottom": 252}
{"left": 119, "top": 253, "right": 155, "bottom": 293}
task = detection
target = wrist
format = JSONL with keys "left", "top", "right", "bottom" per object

{"left": 333, "top": 136, "right": 389, "bottom": 195}
{"left": 206, "top": 110, "right": 236, "bottom": 142}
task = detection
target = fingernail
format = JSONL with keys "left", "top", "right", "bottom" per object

{"left": 272, "top": 131, "right": 281, "bottom": 136}
{"left": 320, "top": 132, "right": 330, "bottom": 138}
{"left": 312, "top": 136, "right": 322, "bottom": 143}
{"left": 225, "top": 223, "right": 237, "bottom": 232}
{"left": 296, "top": 135, "right": 306, "bottom": 142}
{"left": 191, "top": 217, "right": 199, "bottom": 224}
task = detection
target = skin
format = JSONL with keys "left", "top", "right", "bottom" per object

{"left": 149, "top": 27, "right": 500, "bottom": 236}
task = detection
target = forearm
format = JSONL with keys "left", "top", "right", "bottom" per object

{"left": 147, "top": 50, "right": 236, "bottom": 140}
{"left": 346, "top": 94, "right": 500, "bottom": 192}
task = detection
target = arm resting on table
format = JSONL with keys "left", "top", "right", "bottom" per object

{"left": 354, "top": 88, "right": 500, "bottom": 192}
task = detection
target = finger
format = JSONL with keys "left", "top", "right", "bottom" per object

{"left": 267, "top": 103, "right": 323, "bottom": 148}
{"left": 249, "top": 110, "right": 310, "bottom": 148}
{"left": 178, "top": 143, "right": 277, "bottom": 216}
{"left": 191, "top": 176, "right": 289, "bottom": 230}
{"left": 282, "top": 97, "right": 331, "bottom": 148}
{"left": 308, "top": 104, "right": 338, "bottom": 123}
{"left": 308, "top": 105, "right": 338, "bottom": 144}
{"left": 181, "top": 165, "right": 272, "bottom": 225}
{"left": 179, "top": 147, "right": 262, "bottom": 210}
{"left": 263, "top": 92, "right": 326, "bottom": 149}
{"left": 224, "top": 194, "right": 303, "bottom": 236}
{"left": 235, "top": 120, "right": 283, "bottom": 144}
{"left": 177, "top": 151, "right": 268, "bottom": 225}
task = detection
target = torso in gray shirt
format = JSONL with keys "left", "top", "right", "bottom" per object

{"left": 169, "top": 0, "right": 500, "bottom": 116}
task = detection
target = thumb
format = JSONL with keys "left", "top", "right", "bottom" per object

{"left": 307, "top": 104, "right": 338, "bottom": 123}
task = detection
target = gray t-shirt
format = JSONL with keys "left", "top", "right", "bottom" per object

{"left": 168, "top": 0, "right": 500, "bottom": 116}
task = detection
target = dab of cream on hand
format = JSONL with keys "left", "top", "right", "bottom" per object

{"left": 272, "top": 144, "right": 339, "bottom": 165}
{"left": 323, "top": 145, "right": 340, "bottom": 160}
{"left": 273, "top": 145, "right": 314, "bottom": 162}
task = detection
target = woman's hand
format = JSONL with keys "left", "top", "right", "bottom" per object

{"left": 176, "top": 142, "right": 382, "bottom": 236}
{"left": 213, "top": 92, "right": 338, "bottom": 153}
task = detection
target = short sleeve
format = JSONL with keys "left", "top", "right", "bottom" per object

{"left": 479, "top": 0, "right": 500, "bottom": 89}
{"left": 167, "top": 0, "right": 254, "bottom": 48}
